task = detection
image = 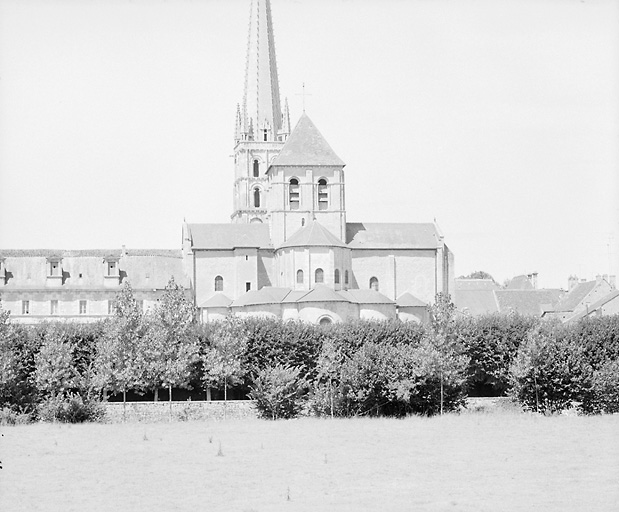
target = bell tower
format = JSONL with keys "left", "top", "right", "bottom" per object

{"left": 231, "top": 0, "right": 290, "bottom": 224}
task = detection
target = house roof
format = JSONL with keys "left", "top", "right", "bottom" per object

{"left": 230, "top": 287, "right": 291, "bottom": 307}
{"left": 396, "top": 292, "right": 427, "bottom": 307}
{"left": 455, "top": 279, "right": 500, "bottom": 291}
{"left": 454, "top": 289, "right": 500, "bottom": 315}
{"left": 505, "top": 275, "right": 534, "bottom": 290}
{"left": 199, "top": 293, "right": 233, "bottom": 308}
{"left": 552, "top": 281, "right": 597, "bottom": 312}
{"left": 346, "top": 223, "right": 440, "bottom": 249}
{"left": 565, "top": 290, "right": 619, "bottom": 322}
{"left": 296, "top": 285, "right": 347, "bottom": 303}
{"left": 494, "top": 290, "right": 563, "bottom": 317}
{"left": 188, "top": 223, "right": 272, "bottom": 250}
{"left": 269, "top": 113, "right": 345, "bottom": 167}
{"left": 279, "top": 220, "right": 346, "bottom": 249}
{"left": 340, "top": 289, "right": 395, "bottom": 305}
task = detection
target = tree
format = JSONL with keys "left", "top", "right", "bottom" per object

{"left": 459, "top": 270, "right": 496, "bottom": 282}
{"left": 201, "top": 317, "right": 247, "bottom": 402}
{"left": 426, "top": 293, "right": 468, "bottom": 414}
{"left": 94, "top": 282, "right": 145, "bottom": 413}
{"left": 138, "top": 276, "right": 198, "bottom": 403}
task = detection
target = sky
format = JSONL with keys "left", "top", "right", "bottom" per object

{"left": 0, "top": 0, "right": 617, "bottom": 290}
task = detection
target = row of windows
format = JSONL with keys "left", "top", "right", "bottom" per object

{"left": 19, "top": 299, "right": 143, "bottom": 315}
{"left": 213, "top": 273, "right": 379, "bottom": 292}
{"left": 289, "top": 178, "right": 329, "bottom": 210}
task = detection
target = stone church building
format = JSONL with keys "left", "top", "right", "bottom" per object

{"left": 0, "top": 0, "right": 454, "bottom": 325}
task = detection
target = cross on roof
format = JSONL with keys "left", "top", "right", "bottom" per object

{"left": 295, "top": 82, "right": 312, "bottom": 112}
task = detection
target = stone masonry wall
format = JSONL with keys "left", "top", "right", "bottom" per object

{"left": 104, "top": 400, "right": 257, "bottom": 423}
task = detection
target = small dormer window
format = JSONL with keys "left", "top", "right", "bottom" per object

{"left": 107, "top": 261, "right": 118, "bottom": 276}
{"left": 48, "top": 259, "right": 62, "bottom": 277}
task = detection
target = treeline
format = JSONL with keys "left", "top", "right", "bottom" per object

{"left": 1, "top": 283, "right": 618, "bottom": 423}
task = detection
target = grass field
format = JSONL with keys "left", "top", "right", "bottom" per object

{"left": 1, "top": 412, "right": 618, "bottom": 512}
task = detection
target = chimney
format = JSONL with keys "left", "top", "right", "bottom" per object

{"left": 610, "top": 275, "right": 616, "bottom": 289}
{"left": 530, "top": 272, "right": 538, "bottom": 289}
{"left": 596, "top": 274, "right": 602, "bottom": 284}
{"left": 568, "top": 275, "right": 579, "bottom": 291}
{"left": 121, "top": 245, "right": 128, "bottom": 257}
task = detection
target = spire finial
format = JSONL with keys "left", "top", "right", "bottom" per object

{"left": 296, "top": 82, "right": 312, "bottom": 113}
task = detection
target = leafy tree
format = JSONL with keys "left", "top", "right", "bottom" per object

{"left": 138, "top": 276, "right": 198, "bottom": 402}
{"left": 249, "top": 364, "right": 309, "bottom": 420}
{"left": 459, "top": 270, "right": 496, "bottom": 282}
{"left": 509, "top": 323, "right": 591, "bottom": 414}
{"left": 201, "top": 317, "right": 247, "bottom": 401}
{"left": 94, "top": 282, "right": 146, "bottom": 408}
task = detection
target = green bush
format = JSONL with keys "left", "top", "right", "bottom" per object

{"left": 37, "top": 393, "right": 105, "bottom": 423}
{"left": 248, "top": 364, "right": 309, "bottom": 419}
{"left": 581, "top": 359, "right": 619, "bottom": 414}
{"left": 0, "top": 406, "right": 33, "bottom": 426}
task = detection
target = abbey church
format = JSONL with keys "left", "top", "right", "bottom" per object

{"left": 0, "top": 0, "right": 454, "bottom": 325}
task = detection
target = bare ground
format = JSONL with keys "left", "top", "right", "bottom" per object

{"left": 1, "top": 412, "right": 618, "bottom": 512}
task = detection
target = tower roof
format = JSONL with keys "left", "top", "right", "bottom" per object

{"left": 238, "top": 0, "right": 283, "bottom": 142}
{"left": 278, "top": 219, "right": 346, "bottom": 249}
{"left": 270, "top": 113, "right": 345, "bottom": 167}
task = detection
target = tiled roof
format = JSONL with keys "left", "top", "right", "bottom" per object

{"left": 565, "top": 290, "right": 619, "bottom": 323}
{"left": 279, "top": 220, "right": 346, "bottom": 249}
{"left": 455, "top": 279, "right": 500, "bottom": 291}
{"left": 552, "top": 281, "right": 597, "bottom": 312}
{"left": 296, "top": 285, "right": 346, "bottom": 303}
{"left": 199, "top": 293, "right": 233, "bottom": 308}
{"left": 340, "top": 289, "right": 395, "bottom": 305}
{"left": 505, "top": 275, "right": 534, "bottom": 290}
{"left": 230, "top": 287, "right": 291, "bottom": 307}
{"left": 346, "top": 223, "right": 439, "bottom": 249}
{"left": 0, "top": 249, "right": 181, "bottom": 258}
{"left": 495, "top": 290, "right": 563, "bottom": 317}
{"left": 188, "top": 224, "right": 272, "bottom": 250}
{"left": 454, "top": 289, "right": 500, "bottom": 315}
{"left": 396, "top": 292, "right": 427, "bottom": 307}
{"left": 270, "top": 113, "right": 345, "bottom": 167}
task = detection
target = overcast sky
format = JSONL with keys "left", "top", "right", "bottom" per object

{"left": 0, "top": 0, "right": 617, "bottom": 290}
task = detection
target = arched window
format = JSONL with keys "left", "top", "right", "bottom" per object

{"left": 345, "top": 270, "right": 349, "bottom": 286}
{"left": 319, "top": 316, "right": 332, "bottom": 326}
{"left": 289, "top": 178, "right": 300, "bottom": 210}
{"left": 253, "top": 187, "right": 261, "bottom": 208}
{"left": 253, "top": 159, "right": 259, "bottom": 177}
{"left": 334, "top": 269, "right": 340, "bottom": 284}
{"left": 317, "top": 178, "right": 328, "bottom": 210}
{"left": 214, "top": 275, "right": 224, "bottom": 292}
{"left": 369, "top": 277, "right": 379, "bottom": 291}
{"left": 296, "top": 269, "right": 304, "bottom": 284}
{"left": 315, "top": 268, "right": 324, "bottom": 284}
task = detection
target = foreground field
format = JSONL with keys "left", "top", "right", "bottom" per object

{"left": 1, "top": 413, "right": 618, "bottom": 512}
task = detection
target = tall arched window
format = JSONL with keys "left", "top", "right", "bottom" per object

{"left": 334, "top": 269, "right": 340, "bottom": 284}
{"left": 369, "top": 277, "right": 379, "bottom": 291}
{"left": 253, "top": 159, "right": 259, "bottom": 177}
{"left": 296, "top": 269, "right": 304, "bottom": 284}
{"left": 315, "top": 268, "right": 324, "bottom": 284}
{"left": 289, "top": 178, "right": 300, "bottom": 210}
{"left": 215, "top": 275, "right": 224, "bottom": 292}
{"left": 345, "top": 270, "right": 349, "bottom": 286}
{"left": 317, "top": 178, "right": 328, "bottom": 210}
{"left": 253, "top": 187, "right": 261, "bottom": 208}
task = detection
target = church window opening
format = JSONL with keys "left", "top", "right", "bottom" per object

{"left": 253, "top": 159, "right": 259, "bottom": 177}
{"left": 22, "top": 300, "right": 30, "bottom": 315}
{"left": 296, "top": 269, "right": 304, "bottom": 284}
{"left": 79, "top": 300, "right": 87, "bottom": 315}
{"left": 319, "top": 316, "right": 332, "bottom": 326}
{"left": 215, "top": 275, "right": 224, "bottom": 292}
{"left": 345, "top": 270, "right": 349, "bottom": 286}
{"left": 50, "top": 300, "right": 58, "bottom": 315}
{"left": 315, "top": 268, "right": 324, "bottom": 284}
{"left": 246, "top": 282, "right": 251, "bottom": 292}
{"left": 289, "top": 178, "right": 300, "bottom": 210}
{"left": 253, "top": 187, "right": 261, "bottom": 208}
{"left": 263, "top": 129, "right": 268, "bottom": 141}
{"left": 334, "top": 269, "right": 340, "bottom": 284}
{"left": 318, "top": 178, "right": 328, "bottom": 210}
{"left": 370, "top": 277, "right": 379, "bottom": 291}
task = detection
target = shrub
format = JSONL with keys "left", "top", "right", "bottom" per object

{"left": 581, "top": 359, "right": 619, "bottom": 414}
{"left": 0, "top": 406, "right": 33, "bottom": 426}
{"left": 509, "top": 324, "right": 591, "bottom": 414}
{"left": 249, "top": 364, "right": 308, "bottom": 419}
{"left": 37, "top": 393, "right": 105, "bottom": 423}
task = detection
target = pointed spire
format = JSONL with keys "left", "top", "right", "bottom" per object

{"left": 281, "top": 97, "right": 291, "bottom": 140}
{"left": 237, "top": 0, "right": 283, "bottom": 143}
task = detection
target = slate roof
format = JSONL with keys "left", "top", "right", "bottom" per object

{"left": 0, "top": 249, "right": 181, "bottom": 258}
{"left": 270, "top": 113, "right": 345, "bottom": 167}
{"left": 346, "top": 223, "right": 440, "bottom": 249}
{"left": 296, "top": 285, "right": 347, "bottom": 303}
{"left": 199, "top": 293, "right": 233, "bottom": 308}
{"left": 506, "top": 275, "right": 534, "bottom": 290}
{"left": 566, "top": 290, "right": 619, "bottom": 323}
{"left": 396, "top": 292, "right": 427, "bottom": 307}
{"left": 552, "top": 281, "right": 597, "bottom": 312}
{"left": 494, "top": 290, "right": 563, "bottom": 317}
{"left": 340, "top": 289, "right": 394, "bottom": 305}
{"left": 230, "top": 287, "right": 291, "bottom": 307}
{"left": 455, "top": 279, "right": 500, "bottom": 291}
{"left": 454, "top": 289, "right": 500, "bottom": 315}
{"left": 188, "top": 223, "right": 272, "bottom": 250}
{"left": 279, "top": 220, "right": 346, "bottom": 249}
